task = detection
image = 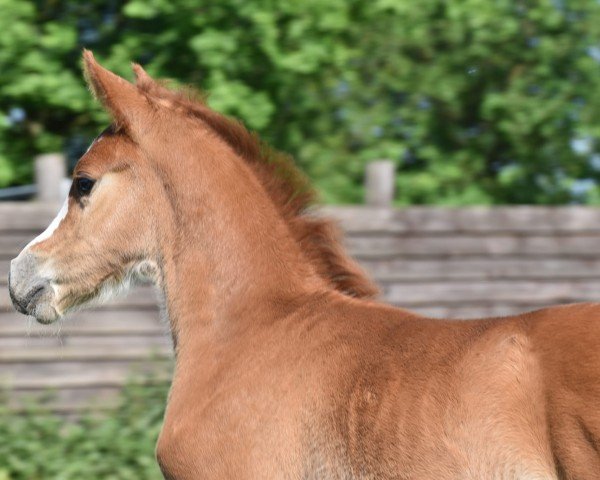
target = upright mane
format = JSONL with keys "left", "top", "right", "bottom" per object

{"left": 133, "top": 68, "right": 378, "bottom": 298}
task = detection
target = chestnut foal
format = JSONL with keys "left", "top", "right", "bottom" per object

{"left": 8, "top": 51, "right": 600, "bottom": 479}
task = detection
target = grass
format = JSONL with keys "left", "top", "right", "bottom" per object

{"left": 0, "top": 379, "right": 170, "bottom": 480}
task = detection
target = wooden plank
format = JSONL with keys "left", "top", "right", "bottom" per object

{"left": 0, "top": 345, "right": 171, "bottom": 363}
{"left": 381, "top": 279, "right": 600, "bottom": 305}
{"left": 1, "top": 361, "right": 173, "bottom": 390}
{"left": 5, "top": 203, "right": 600, "bottom": 234}
{"left": 9, "top": 383, "right": 170, "bottom": 414}
{"left": 407, "top": 303, "right": 557, "bottom": 319}
{"left": 0, "top": 233, "right": 35, "bottom": 256}
{"left": 345, "top": 234, "right": 600, "bottom": 258}
{"left": 324, "top": 206, "right": 600, "bottom": 234}
{"left": 9, "top": 385, "right": 170, "bottom": 414}
{"left": 10, "top": 385, "right": 167, "bottom": 404}
{"left": 0, "top": 334, "right": 171, "bottom": 349}
{"left": 10, "top": 386, "right": 124, "bottom": 411}
{"left": 365, "top": 161, "right": 395, "bottom": 206}
{"left": 11, "top": 400, "right": 120, "bottom": 414}
{"left": 6, "top": 373, "right": 172, "bottom": 391}
{"left": 0, "top": 309, "right": 164, "bottom": 336}
{"left": 34, "top": 153, "right": 66, "bottom": 203}
{"left": 360, "top": 257, "right": 600, "bottom": 280}
{"left": 375, "top": 272, "right": 600, "bottom": 284}
{"left": 0, "top": 202, "right": 57, "bottom": 231}
{"left": 0, "top": 260, "right": 7, "bottom": 277}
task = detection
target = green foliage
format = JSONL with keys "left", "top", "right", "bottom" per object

{"left": 1, "top": 0, "right": 600, "bottom": 204}
{"left": 0, "top": 382, "right": 168, "bottom": 479}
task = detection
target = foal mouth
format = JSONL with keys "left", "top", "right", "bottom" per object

{"left": 9, "top": 252, "right": 61, "bottom": 324}
{"left": 9, "top": 279, "right": 59, "bottom": 324}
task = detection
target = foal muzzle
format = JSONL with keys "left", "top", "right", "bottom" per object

{"left": 9, "top": 252, "right": 58, "bottom": 324}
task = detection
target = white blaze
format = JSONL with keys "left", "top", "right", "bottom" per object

{"left": 24, "top": 198, "right": 70, "bottom": 251}
{"left": 84, "top": 134, "right": 103, "bottom": 154}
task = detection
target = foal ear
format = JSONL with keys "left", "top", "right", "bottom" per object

{"left": 132, "top": 63, "right": 154, "bottom": 88}
{"left": 82, "top": 50, "right": 153, "bottom": 136}
{"left": 132, "top": 63, "right": 172, "bottom": 98}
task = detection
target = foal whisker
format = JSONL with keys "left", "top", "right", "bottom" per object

{"left": 25, "top": 316, "right": 34, "bottom": 336}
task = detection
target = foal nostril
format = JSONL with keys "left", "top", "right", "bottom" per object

{"left": 25, "top": 283, "right": 48, "bottom": 307}
{"left": 8, "top": 252, "right": 52, "bottom": 316}
{"left": 10, "top": 281, "right": 51, "bottom": 314}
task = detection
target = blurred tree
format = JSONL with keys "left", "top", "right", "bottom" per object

{"left": 1, "top": 0, "right": 600, "bottom": 204}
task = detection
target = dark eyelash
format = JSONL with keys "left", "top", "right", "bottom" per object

{"left": 74, "top": 177, "right": 96, "bottom": 197}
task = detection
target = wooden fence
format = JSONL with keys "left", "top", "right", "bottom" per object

{"left": 3, "top": 203, "right": 600, "bottom": 412}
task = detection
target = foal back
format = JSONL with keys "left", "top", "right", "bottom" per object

{"left": 305, "top": 300, "right": 600, "bottom": 479}
{"left": 307, "top": 299, "right": 553, "bottom": 479}
{"left": 155, "top": 294, "right": 600, "bottom": 479}
{"left": 528, "top": 303, "right": 600, "bottom": 478}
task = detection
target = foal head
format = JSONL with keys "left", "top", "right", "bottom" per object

{"left": 8, "top": 54, "right": 171, "bottom": 323}
{"left": 9, "top": 50, "right": 377, "bottom": 325}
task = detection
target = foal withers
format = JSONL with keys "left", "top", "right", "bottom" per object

{"left": 9, "top": 51, "right": 600, "bottom": 479}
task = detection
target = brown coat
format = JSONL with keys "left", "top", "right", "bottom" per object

{"left": 8, "top": 51, "right": 600, "bottom": 479}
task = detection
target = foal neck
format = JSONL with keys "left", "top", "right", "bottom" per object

{"left": 154, "top": 134, "right": 327, "bottom": 351}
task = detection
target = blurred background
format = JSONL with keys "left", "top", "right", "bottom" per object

{"left": 3, "top": 0, "right": 600, "bottom": 478}
{"left": 2, "top": 0, "right": 600, "bottom": 204}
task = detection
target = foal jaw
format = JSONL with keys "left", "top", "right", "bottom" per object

{"left": 8, "top": 259, "right": 151, "bottom": 325}
{"left": 51, "top": 259, "right": 161, "bottom": 320}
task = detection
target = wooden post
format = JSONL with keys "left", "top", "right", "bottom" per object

{"left": 365, "top": 160, "right": 395, "bottom": 207}
{"left": 34, "top": 153, "right": 67, "bottom": 203}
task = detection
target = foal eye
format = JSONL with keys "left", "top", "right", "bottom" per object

{"left": 75, "top": 177, "right": 96, "bottom": 196}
